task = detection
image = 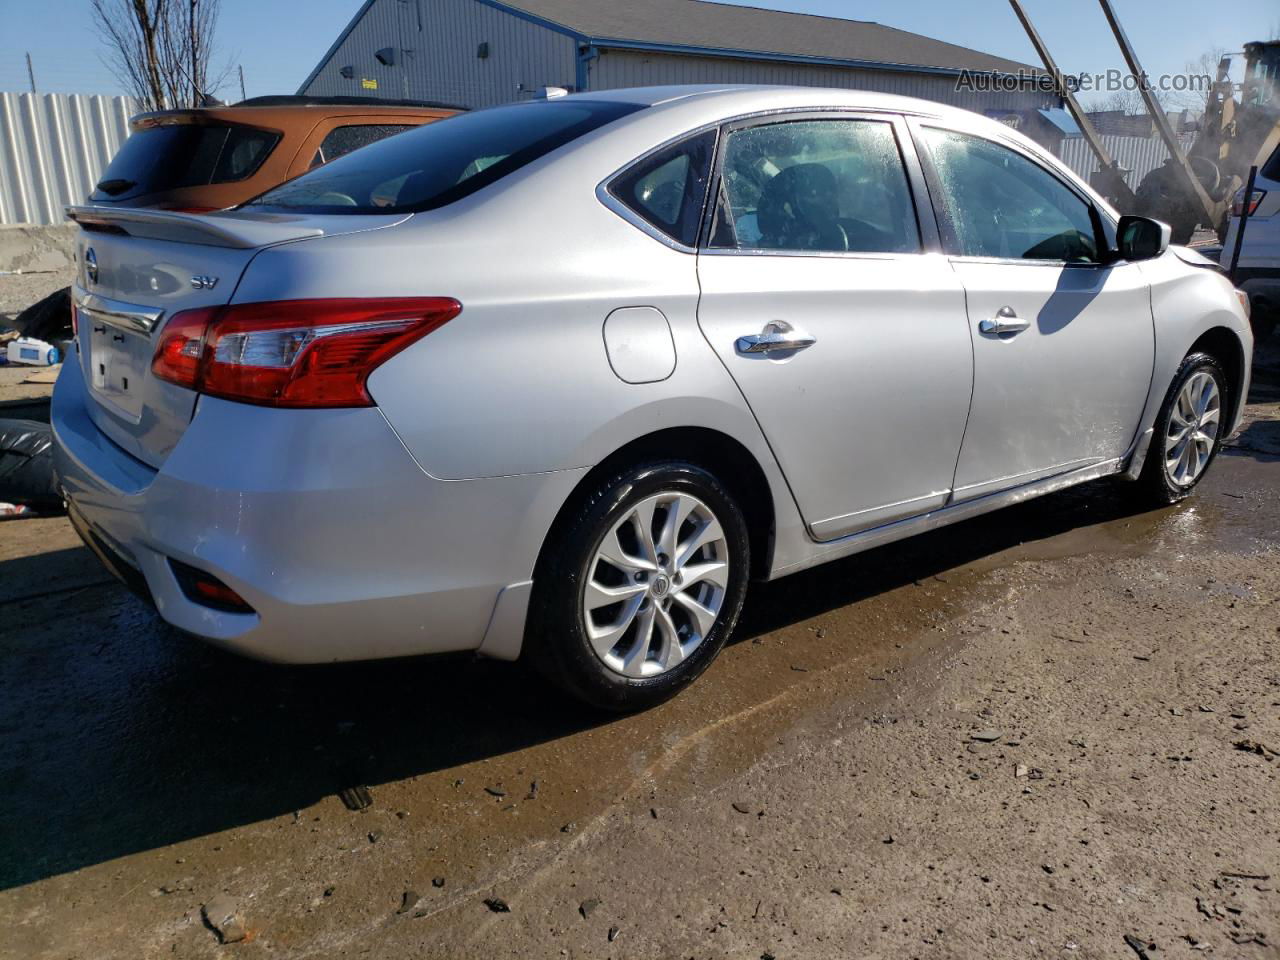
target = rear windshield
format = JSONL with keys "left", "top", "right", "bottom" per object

{"left": 246, "top": 99, "right": 644, "bottom": 214}
{"left": 91, "top": 123, "right": 280, "bottom": 201}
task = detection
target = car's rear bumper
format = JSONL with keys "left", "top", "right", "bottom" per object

{"left": 51, "top": 356, "right": 581, "bottom": 663}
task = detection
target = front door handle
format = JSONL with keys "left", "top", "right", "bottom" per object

{"left": 736, "top": 320, "right": 817, "bottom": 355}
{"left": 979, "top": 307, "right": 1031, "bottom": 336}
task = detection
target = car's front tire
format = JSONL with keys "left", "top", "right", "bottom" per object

{"left": 1135, "top": 352, "right": 1229, "bottom": 506}
{"left": 526, "top": 461, "right": 750, "bottom": 712}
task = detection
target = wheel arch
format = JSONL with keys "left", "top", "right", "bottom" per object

{"left": 1187, "top": 325, "right": 1247, "bottom": 429}
{"left": 532, "top": 426, "right": 779, "bottom": 584}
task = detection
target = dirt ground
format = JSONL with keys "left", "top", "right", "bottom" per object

{"left": 0, "top": 268, "right": 74, "bottom": 415}
{"left": 1, "top": 298, "right": 1278, "bottom": 959}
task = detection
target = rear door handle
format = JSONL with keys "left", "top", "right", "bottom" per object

{"left": 736, "top": 320, "right": 817, "bottom": 355}
{"left": 979, "top": 307, "right": 1030, "bottom": 336}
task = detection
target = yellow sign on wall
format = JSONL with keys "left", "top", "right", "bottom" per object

{"left": 361, "top": 78, "right": 378, "bottom": 90}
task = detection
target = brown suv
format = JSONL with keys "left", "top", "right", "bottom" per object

{"left": 88, "top": 95, "right": 462, "bottom": 211}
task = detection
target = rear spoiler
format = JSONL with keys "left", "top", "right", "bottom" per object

{"left": 65, "top": 205, "right": 325, "bottom": 249}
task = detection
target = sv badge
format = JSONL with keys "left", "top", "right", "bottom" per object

{"left": 190, "top": 275, "right": 219, "bottom": 290}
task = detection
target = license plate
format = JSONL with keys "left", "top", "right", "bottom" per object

{"left": 85, "top": 319, "right": 148, "bottom": 421}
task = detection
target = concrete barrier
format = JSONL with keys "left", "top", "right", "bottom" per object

{"left": 0, "top": 224, "right": 77, "bottom": 274}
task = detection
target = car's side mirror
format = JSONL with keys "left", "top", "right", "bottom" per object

{"left": 1116, "top": 215, "right": 1171, "bottom": 261}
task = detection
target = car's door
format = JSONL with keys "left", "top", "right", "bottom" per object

{"left": 695, "top": 114, "right": 973, "bottom": 540}
{"left": 911, "top": 123, "right": 1155, "bottom": 502}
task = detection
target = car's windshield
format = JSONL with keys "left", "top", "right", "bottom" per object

{"left": 90, "top": 122, "right": 279, "bottom": 202}
{"left": 247, "top": 99, "right": 644, "bottom": 214}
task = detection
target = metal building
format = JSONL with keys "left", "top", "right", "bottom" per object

{"left": 300, "top": 0, "right": 1060, "bottom": 122}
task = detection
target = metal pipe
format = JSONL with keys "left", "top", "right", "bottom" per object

{"left": 1008, "top": 0, "right": 1137, "bottom": 207}
{"left": 1095, "top": 0, "right": 1217, "bottom": 226}
{"left": 1228, "top": 164, "right": 1259, "bottom": 283}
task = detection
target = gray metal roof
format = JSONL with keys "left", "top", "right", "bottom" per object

{"left": 495, "top": 0, "right": 1038, "bottom": 75}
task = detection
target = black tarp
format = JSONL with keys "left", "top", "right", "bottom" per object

{"left": 0, "top": 419, "right": 61, "bottom": 510}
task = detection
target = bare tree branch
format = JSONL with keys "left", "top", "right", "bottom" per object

{"left": 92, "top": 0, "right": 226, "bottom": 110}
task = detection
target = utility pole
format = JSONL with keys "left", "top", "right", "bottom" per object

{"left": 238, "top": 64, "right": 247, "bottom": 101}
{"left": 189, "top": 0, "right": 199, "bottom": 106}
{"left": 25, "top": 52, "right": 36, "bottom": 93}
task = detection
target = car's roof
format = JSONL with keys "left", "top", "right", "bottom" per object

{"left": 568, "top": 84, "right": 1013, "bottom": 137}
{"left": 129, "top": 103, "right": 461, "bottom": 131}
{"left": 573, "top": 83, "right": 961, "bottom": 115}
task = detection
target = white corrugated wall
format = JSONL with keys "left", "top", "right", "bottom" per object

{"left": 302, "top": 0, "right": 577, "bottom": 108}
{"left": 1055, "top": 133, "right": 1197, "bottom": 191}
{"left": 0, "top": 92, "right": 135, "bottom": 227}
{"left": 587, "top": 50, "right": 1058, "bottom": 113}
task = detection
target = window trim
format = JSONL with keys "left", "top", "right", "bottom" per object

{"left": 595, "top": 105, "right": 941, "bottom": 255}
{"left": 696, "top": 110, "right": 935, "bottom": 261}
{"left": 907, "top": 118, "right": 1115, "bottom": 268}
{"left": 599, "top": 127, "right": 720, "bottom": 252}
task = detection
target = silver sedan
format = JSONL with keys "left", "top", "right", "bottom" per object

{"left": 54, "top": 85, "right": 1253, "bottom": 710}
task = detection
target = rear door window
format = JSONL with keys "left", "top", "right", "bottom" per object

{"left": 250, "top": 100, "right": 643, "bottom": 214}
{"left": 708, "top": 119, "right": 919, "bottom": 254}
{"left": 608, "top": 130, "right": 715, "bottom": 247}
{"left": 91, "top": 124, "right": 280, "bottom": 201}
{"left": 310, "top": 124, "right": 415, "bottom": 167}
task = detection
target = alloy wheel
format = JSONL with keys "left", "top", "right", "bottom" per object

{"left": 1164, "top": 370, "right": 1221, "bottom": 487}
{"left": 582, "top": 492, "right": 730, "bottom": 678}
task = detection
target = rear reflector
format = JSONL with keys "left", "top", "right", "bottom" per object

{"left": 152, "top": 297, "right": 461, "bottom": 407}
{"left": 170, "top": 559, "right": 255, "bottom": 614}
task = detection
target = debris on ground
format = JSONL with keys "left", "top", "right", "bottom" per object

{"left": 578, "top": 897, "right": 601, "bottom": 919}
{"left": 201, "top": 895, "right": 247, "bottom": 944}
{"left": 11, "top": 287, "right": 71, "bottom": 342}
{"left": 397, "top": 890, "right": 420, "bottom": 915}
{"left": 1123, "top": 933, "right": 1155, "bottom": 959}
{"left": 0, "top": 419, "right": 60, "bottom": 511}
{"left": 483, "top": 897, "right": 510, "bottom": 913}
{"left": 1234, "top": 738, "right": 1278, "bottom": 759}
{"left": 337, "top": 784, "right": 373, "bottom": 811}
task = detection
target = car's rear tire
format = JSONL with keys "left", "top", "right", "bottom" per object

{"left": 1135, "top": 352, "right": 1229, "bottom": 506}
{"left": 525, "top": 461, "right": 750, "bottom": 712}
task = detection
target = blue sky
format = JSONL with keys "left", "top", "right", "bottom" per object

{"left": 1, "top": 0, "right": 1276, "bottom": 106}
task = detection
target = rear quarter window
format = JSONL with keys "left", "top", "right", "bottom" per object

{"left": 607, "top": 130, "right": 716, "bottom": 247}
{"left": 310, "top": 124, "right": 416, "bottom": 168}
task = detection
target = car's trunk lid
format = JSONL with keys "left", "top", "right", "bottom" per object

{"left": 66, "top": 205, "right": 408, "bottom": 468}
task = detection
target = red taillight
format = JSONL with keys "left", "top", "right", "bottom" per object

{"left": 1232, "top": 189, "right": 1266, "bottom": 217}
{"left": 151, "top": 298, "right": 460, "bottom": 407}
{"left": 70, "top": 300, "right": 79, "bottom": 338}
{"left": 152, "top": 307, "right": 217, "bottom": 389}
